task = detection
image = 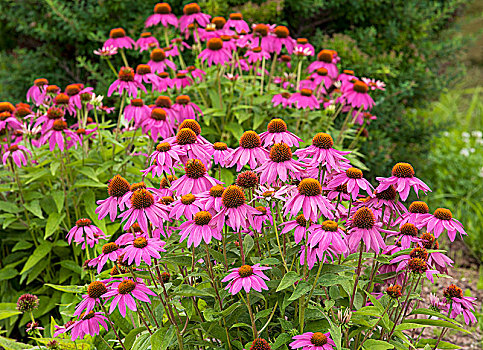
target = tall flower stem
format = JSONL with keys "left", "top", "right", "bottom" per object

{"left": 266, "top": 53, "right": 278, "bottom": 90}
{"left": 120, "top": 49, "right": 129, "bottom": 66}
{"left": 349, "top": 242, "right": 365, "bottom": 310}
{"left": 237, "top": 230, "right": 245, "bottom": 265}
{"left": 244, "top": 292, "right": 258, "bottom": 339}
{"left": 357, "top": 300, "right": 393, "bottom": 349}
{"left": 274, "top": 203, "right": 289, "bottom": 273}
{"left": 10, "top": 160, "right": 35, "bottom": 246}
{"left": 295, "top": 59, "right": 303, "bottom": 90}
{"left": 260, "top": 57, "right": 266, "bottom": 94}
{"left": 101, "top": 304, "right": 127, "bottom": 350}
{"left": 112, "top": 91, "right": 127, "bottom": 162}
{"left": 336, "top": 107, "right": 353, "bottom": 144}
{"left": 105, "top": 58, "right": 119, "bottom": 77}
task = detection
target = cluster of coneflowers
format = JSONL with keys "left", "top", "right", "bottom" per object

{"left": 3, "top": 2, "right": 477, "bottom": 350}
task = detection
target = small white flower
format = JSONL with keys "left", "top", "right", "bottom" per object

{"left": 443, "top": 131, "right": 449, "bottom": 137}
{"left": 294, "top": 46, "right": 312, "bottom": 57}
{"left": 94, "top": 45, "right": 118, "bottom": 57}
{"left": 462, "top": 132, "right": 470, "bottom": 138}
{"left": 460, "top": 148, "right": 470, "bottom": 157}
{"left": 471, "top": 130, "right": 482, "bottom": 138}
{"left": 90, "top": 93, "right": 104, "bottom": 106}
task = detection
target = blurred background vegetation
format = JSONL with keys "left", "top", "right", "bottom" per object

{"left": 0, "top": 0, "right": 481, "bottom": 259}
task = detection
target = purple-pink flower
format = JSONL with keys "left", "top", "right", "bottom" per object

{"left": 103, "top": 278, "right": 156, "bottom": 317}
{"left": 290, "top": 331, "right": 335, "bottom": 350}
{"left": 222, "top": 263, "right": 271, "bottom": 294}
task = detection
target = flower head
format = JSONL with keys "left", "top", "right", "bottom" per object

{"left": 222, "top": 264, "right": 271, "bottom": 294}
{"left": 290, "top": 331, "right": 335, "bottom": 350}
{"left": 17, "top": 294, "right": 39, "bottom": 313}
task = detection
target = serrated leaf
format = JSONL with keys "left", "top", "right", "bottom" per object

{"left": 151, "top": 326, "right": 175, "bottom": 350}
{"left": 174, "top": 284, "right": 213, "bottom": 297}
{"left": 0, "top": 201, "right": 22, "bottom": 213}
{"left": 44, "top": 212, "right": 65, "bottom": 239}
{"left": 362, "top": 339, "right": 393, "bottom": 350}
{"left": 24, "top": 200, "right": 44, "bottom": 218}
{"left": 276, "top": 271, "right": 300, "bottom": 292}
{"left": 20, "top": 242, "right": 52, "bottom": 274}
{"left": 288, "top": 281, "right": 311, "bottom": 302}
{"left": 45, "top": 283, "right": 84, "bottom": 293}
{"left": 52, "top": 192, "right": 64, "bottom": 213}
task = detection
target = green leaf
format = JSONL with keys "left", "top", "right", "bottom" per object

{"left": 416, "top": 339, "right": 461, "bottom": 349}
{"left": 124, "top": 328, "right": 146, "bottom": 350}
{"left": 0, "top": 267, "right": 18, "bottom": 282}
{"left": 52, "top": 192, "right": 64, "bottom": 213}
{"left": 410, "top": 308, "right": 462, "bottom": 324}
{"left": 395, "top": 322, "right": 430, "bottom": 331}
{"left": 0, "top": 201, "right": 21, "bottom": 213}
{"left": 74, "top": 179, "right": 107, "bottom": 188}
{"left": 151, "top": 326, "right": 175, "bottom": 350}
{"left": 20, "top": 242, "right": 52, "bottom": 274}
{"left": 44, "top": 212, "right": 65, "bottom": 239}
{"left": 174, "top": 284, "right": 213, "bottom": 297}
{"left": 0, "top": 335, "right": 33, "bottom": 349}
{"left": 45, "top": 283, "right": 84, "bottom": 293}
{"left": 362, "top": 339, "right": 393, "bottom": 350}
{"left": 276, "top": 271, "right": 300, "bottom": 292}
{"left": 131, "top": 332, "right": 150, "bottom": 350}
{"left": 24, "top": 200, "right": 44, "bottom": 218}
{"left": 272, "top": 333, "right": 291, "bottom": 349}
{"left": 402, "top": 318, "right": 470, "bottom": 334}
{"left": 12, "top": 241, "right": 33, "bottom": 252}
{"left": 259, "top": 258, "right": 280, "bottom": 265}
{"left": 0, "top": 303, "right": 21, "bottom": 321}
{"left": 243, "top": 234, "right": 254, "bottom": 256}
{"left": 288, "top": 281, "right": 311, "bottom": 302}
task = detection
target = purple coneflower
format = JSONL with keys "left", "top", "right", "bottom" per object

{"left": 135, "top": 64, "right": 161, "bottom": 89}
{"left": 187, "top": 65, "right": 206, "bottom": 82}
{"left": 308, "top": 220, "right": 347, "bottom": 254}
{"left": 170, "top": 193, "right": 204, "bottom": 220}
{"left": 347, "top": 207, "right": 386, "bottom": 253}
{"left": 141, "top": 108, "right": 174, "bottom": 141}
{"left": 280, "top": 214, "right": 317, "bottom": 244}
{"left": 103, "top": 278, "right": 156, "bottom": 317}
{"left": 66, "top": 218, "right": 105, "bottom": 249}
{"left": 341, "top": 80, "right": 374, "bottom": 110}
{"left": 283, "top": 178, "right": 335, "bottom": 221}
{"left": 144, "top": 141, "right": 184, "bottom": 177}
{"left": 199, "top": 38, "right": 232, "bottom": 66}
{"left": 416, "top": 208, "right": 466, "bottom": 242}
{"left": 252, "top": 206, "right": 274, "bottom": 233}
{"left": 294, "top": 38, "right": 315, "bottom": 56}
{"left": 259, "top": 118, "right": 303, "bottom": 147}
{"left": 308, "top": 49, "right": 339, "bottom": 78}
{"left": 272, "top": 92, "right": 293, "bottom": 108}
{"left": 108, "top": 67, "right": 146, "bottom": 98}
{"left": 40, "top": 119, "right": 81, "bottom": 152}
{"left": 104, "top": 28, "right": 135, "bottom": 49}
{"left": 288, "top": 89, "right": 320, "bottom": 110}
{"left": 124, "top": 98, "right": 151, "bottom": 126}
{"left": 394, "top": 200, "right": 430, "bottom": 226}
{"left": 327, "top": 167, "right": 373, "bottom": 200}
{"left": 147, "top": 48, "right": 177, "bottom": 73}
{"left": 255, "top": 143, "right": 305, "bottom": 186}
{"left": 210, "top": 185, "right": 260, "bottom": 231}
{"left": 179, "top": 3, "right": 211, "bottom": 32}
{"left": 290, "top": 331, "right": 335, "bottom": 350}
{"left": 376, "top": 162, "right": 431, "bottom": 201}
{"left": 74, "top": 281, "right": 108, "bottom": 316}
{"left": 63, "top": 311, "right": 109, "bottom": 341}
{"left": 26, "top": 78, "right": 48, "bottom": 106}
{"left": 145, "top": 3, "right": 178, "bottom": 28}
{"left": 136, "top": 32, "right": 159, "bottom": 52}
{"left": 119, "top": 188, "right": 169, "bottom": 233}
{"left": 224, "top": 13, "right": 249, "bottom": 33}
{"left": 221, "top": 264, "right": 271, "bottom": 294}
{"left": 226, "top": 131, "right": 269, "bottom": 171}
{"left": 173, "top": 95, "right": 203, "bottom": 121}
{"left": 199, "top": 185, "right": 224, "bottom": 214}
{"left": 179, "top": 210, "right": 221, "bottom": 247}
{"left": 170, "top": 159, "right": 221, "bottom": 196}
{"left": 2, "top": 143, "right": 31, "bottom": 168}
{"left": 212, "top": 142, "right": 232, "bottom": 167}
{"left": 271, "top": 25, "right": 295, "bottom": 54}
{"left": 96, "top": 175, "right": 131, "bottom": 221}
{"left": 244, "top": 46, "right": 270, "bottom": 64}
{"left": 122, "top": 235, "right": 166, "bottom": 266}
{"left": 88, "top": 242, "right": 123, "bottom": 273}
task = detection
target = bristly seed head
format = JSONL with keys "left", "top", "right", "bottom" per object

{"left": 175, "top": 95, "right": 191, "bottom": 105}
{"left": 255, "top": 206, "right": 267, "bottom": 215}
{"left": 108, "top": 175, "right": 130, "bottom": 197}
{"left": 317, "top": 49, "right": 334, "bottom": 63}
{"left": 400, "top": 223, "right": 418, "bottom": 236}
{"left": 443, "top": 284, "right": 463, "bottom": 300}
{"left": 131, "top": 189, "right": 154, "bottom": 209}
{"left": 136, "top": 64, "right": 152, "bottom": 75}
{"left": 316, "top": 67, "right": 329, "bottom": 76}
{"left": 297, "top": 38, "right": 308, "bottom": 44}
{"left": 300, "top": 88, "right": 313, "bottom": 97}
{"left": 311, "top": 332, "right": 328, "bottom": 346}
{"left": 229, "top": 13, "right": 243, "bottom": 20}
{"left": 47, "top": 107, "right": 64, "bottom": 120}
{"left": 183, "top": 3, "right": 201, "bottom": 15}
{"left": 433, "top": 208, "right": 452, "bottom": 221}
{"left": 155, "top": 96, "right": 172, "bottom": 108}
{"left": 54, "top": 93, "right": 70, "bottom": 105}
{"left": 274, "top": 25, "right": 289, "bottom": 38}
{"left": 236, "top": 171, "right": 259, "bottom": 189}
{"left": 222, "top": 185, "right": 245, "bottom": 208}
{"left": 408, "top": 258, "right": 427, "bottom": 274}
{"left": 185, "top": 159, "right": 206, "bottom": 179}
{"left": 386, "top": 284, "right": 402, "bottom": 299}
{"left": 352, "top": 207, "right": 375, "bottom": 229}
{"left": 392, "top": 162, "right": 415, "bottom": 178}
{"left": 102, "top": 242, "right": 119, "bottom": 254}
{"left": 181, "top": 193, "right": 196, "bottom": 205}
{"left": 133, "top": 237, "right": 148, "bottom": 248}
{"left": 150, "top": 48, "right": 166, "bottom": 62}
{"left": 213, "top": 142, "right": 228, "bottom": 150}
{"left": 118, "top": 280, "right": 136, "bottom": 294}
{"left": 194, "top": 211, "right": 212, "bottom": 225}
{"left": 130, "top": 182, "right": 147, "bottom": 192}
{"left": 267, "top": 118, "right": 287, "bottom": 133}
{"left": 207, "top": 38, "right": 223, "bottom": 51}
{"left": 160, "top": 175, "right": 177, "bottom": 188}
{"left": 410, "top": 246, "right": 428, "bottom": 261}
{"left": 295, "top": 214, "right": 309, "bottom": 227}
{"left": 269, "top": 143, "right": 292, "bottom": 163}
{"left": 118, "top": 67, "right": 135, "bottom": 82}
{"left": 176, "top": 128, "right": 197, "bottom": 145}
{"left": 211, "top": 16, "right": 226, "bottom": 29}
{"left": 253, "top": 24, "right": 269, "bottom": 37}
{"left": 154, "top": 2, "right": 172, "bottom": 14}
{"left": 110, "top": 28, "right": 126, "bottom": 38}
{"left": 312, "top": 132, "right": 334, "bottom": 149}
{"left": 76, "top": 218, "right": 92, "bottom": 227}
{"left": 34, "top": 78, "right": 48, "bottom": 87}
{"left": 346, "top": 167, "right": 363, "bottom": 179}
{"left": 210, "top": 184, "right": 224, "bottom": 197}
{"left": 179, "top": 119, "right": 201, "bottom": 135}
{"left": 52, "top": 119, "right": 67, "bottom": 131}
{"left": 156, "top": 142, "right": 171, "bottom": 152}
{"left": 238, "top": 265, "right": 254, "bottom": 277}
{"left": 87, "top": 281, "right": 107, "bottom": 298}
{"left": 322, "top": 220, "right": 338, "bottom": 232}
{"left": 420, "top": 232, "right": 438, "bottom": 250}
{"left": 298, "top": 178, "right": 322, "bottom": 197}
{"left": 409, "top": 201, "right": 429, "bottom": 214}
{"left": 353, "top": 81, "right": 369, "bottom": 93}
{"left": 65, "top": 84, "right": 81, "bottom": 96}
{"left": 250, "top": 338, "right": 271, "bottom": 350}
{"left": 239, "top": 130, "right": 261, "bottom": 149}
{"left": 151, "top": 108, "right": 167, "bottom": 121}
